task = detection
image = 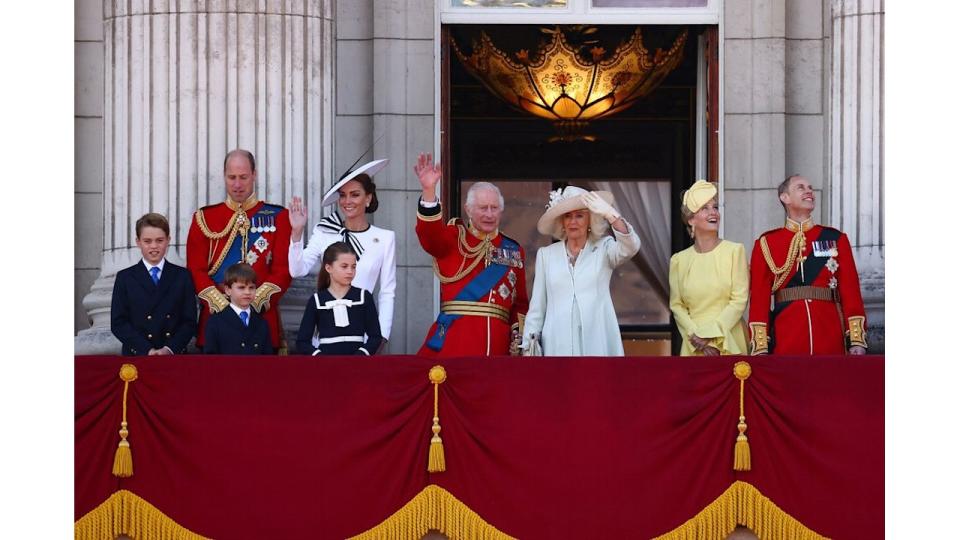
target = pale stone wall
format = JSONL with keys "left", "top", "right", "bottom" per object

{"left": 333, "top": 0, "right": 437, "bottom": 353}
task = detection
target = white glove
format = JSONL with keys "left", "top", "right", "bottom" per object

{"left": 582, "top": 192, "right": 621, "bottom": 223}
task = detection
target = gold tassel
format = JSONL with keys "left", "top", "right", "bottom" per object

{"left": 112, "top": 363, "right": 139, "bottom": 478}
{"left": 427, "top": 365, "right": 447, "bottom": 473}
{"left": 733, "top": 361, "right": 752, "bottom": 472}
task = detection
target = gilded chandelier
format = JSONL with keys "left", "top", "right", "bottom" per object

{"left": 452, "top": 27, "right": 688, "bottom": 139}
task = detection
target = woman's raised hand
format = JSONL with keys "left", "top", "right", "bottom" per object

{"left": 289, "top": 196, "right": 308, "bottom": 238}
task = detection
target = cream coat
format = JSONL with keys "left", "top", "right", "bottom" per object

{"left": 523, "top": 224, "right": 641, "bottom": 356}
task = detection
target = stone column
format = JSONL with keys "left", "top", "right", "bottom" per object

{"left": 829, "top": 0, "right": 884, "bottom": 350}
{"left": 76, "top": 0, "right": 334, "bottom": 353}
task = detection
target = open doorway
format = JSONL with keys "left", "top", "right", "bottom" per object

{"left": 442, "top": 24, "right": 716, "bottom": 354}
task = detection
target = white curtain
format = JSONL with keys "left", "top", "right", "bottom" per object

{"left": 591, "top": 180, "right": 672, "bottom": 303}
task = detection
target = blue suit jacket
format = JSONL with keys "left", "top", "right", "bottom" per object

{"left": 203, "top": 308, "right": 273, "bottom": 355}
{"left": 110, "top": 260, "right": 198, "bottom": 355}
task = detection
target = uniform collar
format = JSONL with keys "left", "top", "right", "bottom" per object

{"left": 468, "top": 223, "right": 499, "bottom": 242}
{"left": 225, "top": 194, "right": 259, "bottom": 212}
{"left": 785, "top": 216, "right": 815, "bottom": 233}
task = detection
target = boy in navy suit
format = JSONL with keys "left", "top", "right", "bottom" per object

{"left": 111, "top": 213, "right": 198, "bottom": 355}
{"left": 203, "top": 263, "right": 274, "bottom": 355}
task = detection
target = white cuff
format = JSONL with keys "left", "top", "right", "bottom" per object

{"left": 312, "top": 349, "right": 322, "bottom": 356}
{"left": 419, "top": 198, "right": 439, "bottom": 208}
{"left": 358, "top": 347, "right": 371, "bottom": 356}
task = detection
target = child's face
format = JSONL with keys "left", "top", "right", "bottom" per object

{"left": 324, "top": 253, "right": 357, "bottom": 288}
{"left": 136, "top": 226, "right": 170, "bottom": 265}
{"left": 224, "top": 281, "right": 257, "bottom": 309}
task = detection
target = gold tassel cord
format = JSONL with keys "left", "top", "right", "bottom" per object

{"left": 652, "top": 481, "right": 829, "bottom": 540}
{"left": 349, "top": 484, "right": 516, "bottom": 540}
{"left": 733, "top": 361, "right": 752, "bottom": 472}
{"left": 112, "top": 363, "right": 138, "bottom": 478}
{"left": 428, "top": 365, "right": 447, "bottom": 473}
{"left": 75, "top": 490, "right": 210, "bottom": 540}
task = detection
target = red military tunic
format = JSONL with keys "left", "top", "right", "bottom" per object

{"left": 186, "top": 195, "right": 292, "bottom": 350}
{"left": 416, "top": 201, "right": 529, "bottom": 357}
{"left": 748, "top": 217, "right": 867, "bottom": 355}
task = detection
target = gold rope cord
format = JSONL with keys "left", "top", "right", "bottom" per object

{"left": 434, "top": 225, "right": 493, "bottom": 284}
{"left": 348, "top": 485, "right": 515, "bottom": 540}
{"left": 75, "top": 490, "right": 209, "bottom": 540}
{"left": 112, "top": 364, "right": 138, "bottom": 478}
{"left": 427, "top": 365, "right": 447, "bottom": 473}
{"left": 652, "top": 481, "right": 829, "bottom": 540}
{"left": 760, "top": 229, "right": 806, "bottom": 291}
{"left": 733, "top": 361, "right": 752, "bottom": 472}
{"left": 194, "top": 208, "right": 250, "bottom": 277}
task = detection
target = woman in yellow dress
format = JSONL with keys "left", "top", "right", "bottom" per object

{"left": 669, "top": 180, "right": 749, "bottom": 356}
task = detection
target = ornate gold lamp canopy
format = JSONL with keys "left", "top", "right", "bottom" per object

{"left": 452, "top": 26, "right": 688, "bottom": 140}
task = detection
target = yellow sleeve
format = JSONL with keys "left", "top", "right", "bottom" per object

{"left": 669, "top": 253, "right": 697, "bottom": 343}
{"left": 711, "top": 243, "right": 749, "bottom": 353}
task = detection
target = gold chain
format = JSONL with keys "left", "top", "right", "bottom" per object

{"left": 433, "top": 225, "right": 493, "bottom": 284}
{"left": 760, "top": 229, "right": 806, "bottom": 291}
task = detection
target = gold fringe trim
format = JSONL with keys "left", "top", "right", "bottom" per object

{"left": 74, "top": 490, "right": 209, "bottom": 540}
{"left": 348, "top": 485, "right": 516, "bottom": 540}
{"left": 653, "top": 481, "right": 829, "bottom": 540}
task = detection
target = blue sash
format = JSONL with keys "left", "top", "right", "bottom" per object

{"left": 425, "top": 237, "right": 519, "bottom": 352}
{"left": 210, "top": 204, "right": 282, "bottom": 283}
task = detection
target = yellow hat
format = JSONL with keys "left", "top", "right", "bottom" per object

{"left": 682, "top": 180, "right": 717, "bottom": 213}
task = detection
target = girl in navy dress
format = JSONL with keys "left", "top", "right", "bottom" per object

{"left": 296, "top": 242, "right": 383, "bottom": 356}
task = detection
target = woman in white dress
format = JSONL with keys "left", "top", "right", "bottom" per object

{"left": 521, "top": 186, "right": 641, "bottom": 356}
{"left": 288, "top": 159, "right": 397, "bottom": 346}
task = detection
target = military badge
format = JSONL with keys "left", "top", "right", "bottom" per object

{"left": 245, "top": 251, "right": 259, "bottom": 265}
{"left": 490, "top": 248, "right": 524, "bottom": 268}
{"left": 825, "top": 257, "right": 839, "bottom": 274}
{"left": 829, "top": 276, "right": 838, "bottom": 289}
{"left": 813, "top": 240, "right": 839, "bottom": 258}
{"left": 508, "top": 269, "right": 517, "bottom": 286}
{"left": 254, "top": 236, "right": 269, "bottom": 253}
{"left": 498, "top": 284, "right": 510, "bottom": 299}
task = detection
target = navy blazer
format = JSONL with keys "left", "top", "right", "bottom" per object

{"left": 111, "top": 260, "right": 198, "bottom": 356}
{"left": 203, "top": 307, "right": 274, "bottom": 355}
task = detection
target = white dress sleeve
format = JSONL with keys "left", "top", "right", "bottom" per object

{"left": 376, "top": 229, "right": 397, "bottom": 340}
{"left": 289, "top": 225, "right": 330, "bottom": 278}
{"left": 603, "top": 220, "right": 641, "bottom": 268}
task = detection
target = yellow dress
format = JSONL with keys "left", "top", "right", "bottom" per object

{"left": 669, "top": 240, "right": 749, "bottom": 355}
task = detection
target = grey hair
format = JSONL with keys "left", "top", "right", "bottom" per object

{"left": 464, "top": 182, "right": 504, "bottom": 211}
{"left": 555, "top": 209, "right": 609, "bottom": 243}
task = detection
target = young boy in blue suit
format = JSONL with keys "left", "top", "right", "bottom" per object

{"left": 203, "top": 263, "right": 273, "bottom": 355}
{"left": 111, "top": 213, "right": 198, "bottom": 355}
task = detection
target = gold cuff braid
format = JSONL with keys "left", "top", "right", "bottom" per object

{"left": 198, "top": 286, "right": 229, "bottom": 314}
{"left": 252, "top": 282, "right": 282, "bottom": 312}
{"left": 847, "top": 315, "right": 867, "bottom": 348}
{"left": 749, "top": 322, "right": 768, "bottom": 355}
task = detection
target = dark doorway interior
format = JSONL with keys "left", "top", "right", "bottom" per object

{"left": 445, "top": 24, "right": 707, "bottom": 354}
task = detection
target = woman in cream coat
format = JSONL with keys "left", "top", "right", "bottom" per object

{"left": 522, "top": 186, "right": 641, "bottom": 356}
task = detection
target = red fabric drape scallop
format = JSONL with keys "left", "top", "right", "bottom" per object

{"left": 75, "top": 355, "right": 882, "bottom": 539}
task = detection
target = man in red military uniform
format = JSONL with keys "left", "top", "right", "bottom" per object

{"left": 186, "top": 149, "right": 292, "bottom": 352}
{"left": 748, "top": 174, "right": 867, "bottom": 355}
{"left": 413, "top": 152, "right": 528, "bottom": 357}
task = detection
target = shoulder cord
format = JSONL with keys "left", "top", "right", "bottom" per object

{"left": 759, "top": 229, "right": 806, "bottom": 291}
{"left": 433, "top": 224, "right": 492, "bottom": 284}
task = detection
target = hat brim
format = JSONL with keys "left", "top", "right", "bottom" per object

{"left": 536, "top": 191, "right": 614, "bottom": 236}
{"left": 321, "top": 159, "right": 389, "bottom": 207}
